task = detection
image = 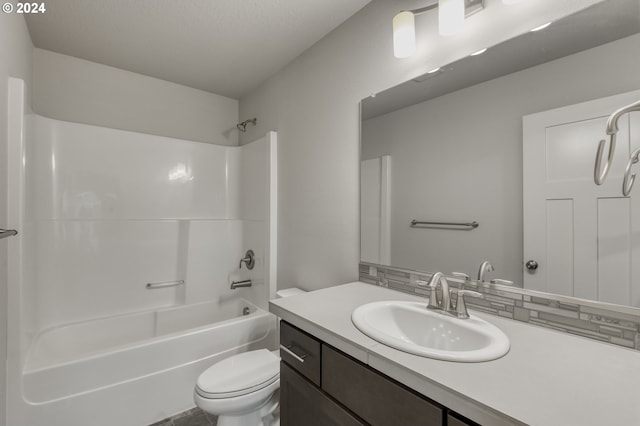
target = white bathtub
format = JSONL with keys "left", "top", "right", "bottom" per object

{"left": 17, "top": 298, "right": 276, "bottom": 426}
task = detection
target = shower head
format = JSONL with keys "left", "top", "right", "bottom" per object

{"left": 236, "top": 118, "right": 257, "bottom": 132}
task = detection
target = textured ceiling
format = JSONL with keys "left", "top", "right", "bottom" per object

{"left": 25, "top": 0, "right": 371, "bottom": 99}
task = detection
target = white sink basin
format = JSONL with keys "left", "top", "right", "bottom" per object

{"left": 352, "top": 301, "right": 510, "bottom": 362}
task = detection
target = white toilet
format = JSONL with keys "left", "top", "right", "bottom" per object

{"left": 194, "top": 349, "right": 281, "bottom": 426}
{"left": 194, "top": 288, "right": 306, "bottom": 426}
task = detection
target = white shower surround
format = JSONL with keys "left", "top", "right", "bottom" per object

{"left": 6, "top": 78, "right": 278, "bottom": 426}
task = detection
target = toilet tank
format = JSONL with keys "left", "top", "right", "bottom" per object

{"left": 275, "top": 288, "right": 306, "bottom": 298}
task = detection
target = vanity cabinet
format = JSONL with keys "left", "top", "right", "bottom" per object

{"left": 279, "top": 321, "right": 479, "bottom": 426}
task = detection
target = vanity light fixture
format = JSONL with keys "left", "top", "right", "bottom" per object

{"left": 393, "top": 0, "right": 484, "bottom": 58}
{"left": 530, "top": 21, "right": 552, "bottom": 32}
{"left": 392, "top": 11, "right": 416, "bottom": 58}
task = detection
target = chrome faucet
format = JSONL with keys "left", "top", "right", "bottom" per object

{"left": 477, "top": 261, "right": 494, "bottom": 282}
{"left": 418, "top": 272, "right": 484, "bottom": 319}
{"left": 424, "top": 272, "right": 452, "bottom": 312}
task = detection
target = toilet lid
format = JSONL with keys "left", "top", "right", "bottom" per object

{"left": 196, "top": 349, "right": 280, "bottom": 399}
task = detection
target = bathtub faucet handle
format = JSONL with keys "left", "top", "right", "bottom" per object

{"left": 239, "top": 249, "right": 255, "bottom": 270}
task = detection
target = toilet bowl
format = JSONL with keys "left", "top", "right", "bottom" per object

{"left": 194, "top": 288, "right": 306, "bottom": 426}
{"left": 194, "top": 349, "right": 280, "bottom": 426}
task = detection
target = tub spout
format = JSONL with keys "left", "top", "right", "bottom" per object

{"left": 230, "top": 279, "right": 252, "bottom": 290}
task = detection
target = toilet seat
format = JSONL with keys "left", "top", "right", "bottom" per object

{"left": 196, "top": 349, "right": 280, "bottom": 399}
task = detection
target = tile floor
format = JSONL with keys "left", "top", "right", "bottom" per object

{"left": 149, "top": 407, "right": 217, "bottom": 426}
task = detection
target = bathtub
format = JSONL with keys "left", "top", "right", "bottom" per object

{"left": 17, "top": 298, "right": 276, "bottom": 426}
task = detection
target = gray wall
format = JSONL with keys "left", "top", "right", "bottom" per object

{"left": 34, "top": 49, "right": 239, "bottom": 145}
{"left": 0, "top": 13, "right": 33, "bottom": 426}
{"left": 238, "top": 0, "right": 602, "bottom": 291}
{"left": 362, "top": 34, "right": 640, "bottom": 283}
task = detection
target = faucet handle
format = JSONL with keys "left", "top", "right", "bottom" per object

{"left": 455, "top": 290, "right": 483, "bottom": 319}
{"left": 490, "top": 279, "right": 514, "bottom": 286}
{"left": 239, "top": 249, "right": 255, "bottom": 270}
{"left": 451, "top": 272, "right": 474, "bottom": 289}
{"left": 451, "top": 272, "right": 470, "bottom": 280}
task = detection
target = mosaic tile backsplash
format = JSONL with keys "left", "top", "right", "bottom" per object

{"left": 359, "top": 262, "right": 640, "bottom": 351}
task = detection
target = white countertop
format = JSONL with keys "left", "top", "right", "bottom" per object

{"left": 269, "top": 282, "right": 640, "bottom": 426}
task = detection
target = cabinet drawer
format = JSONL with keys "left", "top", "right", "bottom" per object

{"left": 280, "top": 321, "right": 321, "bottom": 386}
{"left": 322, "top": 345, "right": 444, "bottom": 426}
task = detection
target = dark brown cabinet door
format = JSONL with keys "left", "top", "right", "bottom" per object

{"left": 322, "top": 345, "right": 444, "bottom": 426}
{"left": 280, "top": 362, "right": 366, "bottom": 426}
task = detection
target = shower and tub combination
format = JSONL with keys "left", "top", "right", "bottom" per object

{"left": 5, "top": 78, "right": 278, "bottom": 426}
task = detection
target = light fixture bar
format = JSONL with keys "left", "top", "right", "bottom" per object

{"left": 410, "top": 2, "right": 439, "bottom": 15}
